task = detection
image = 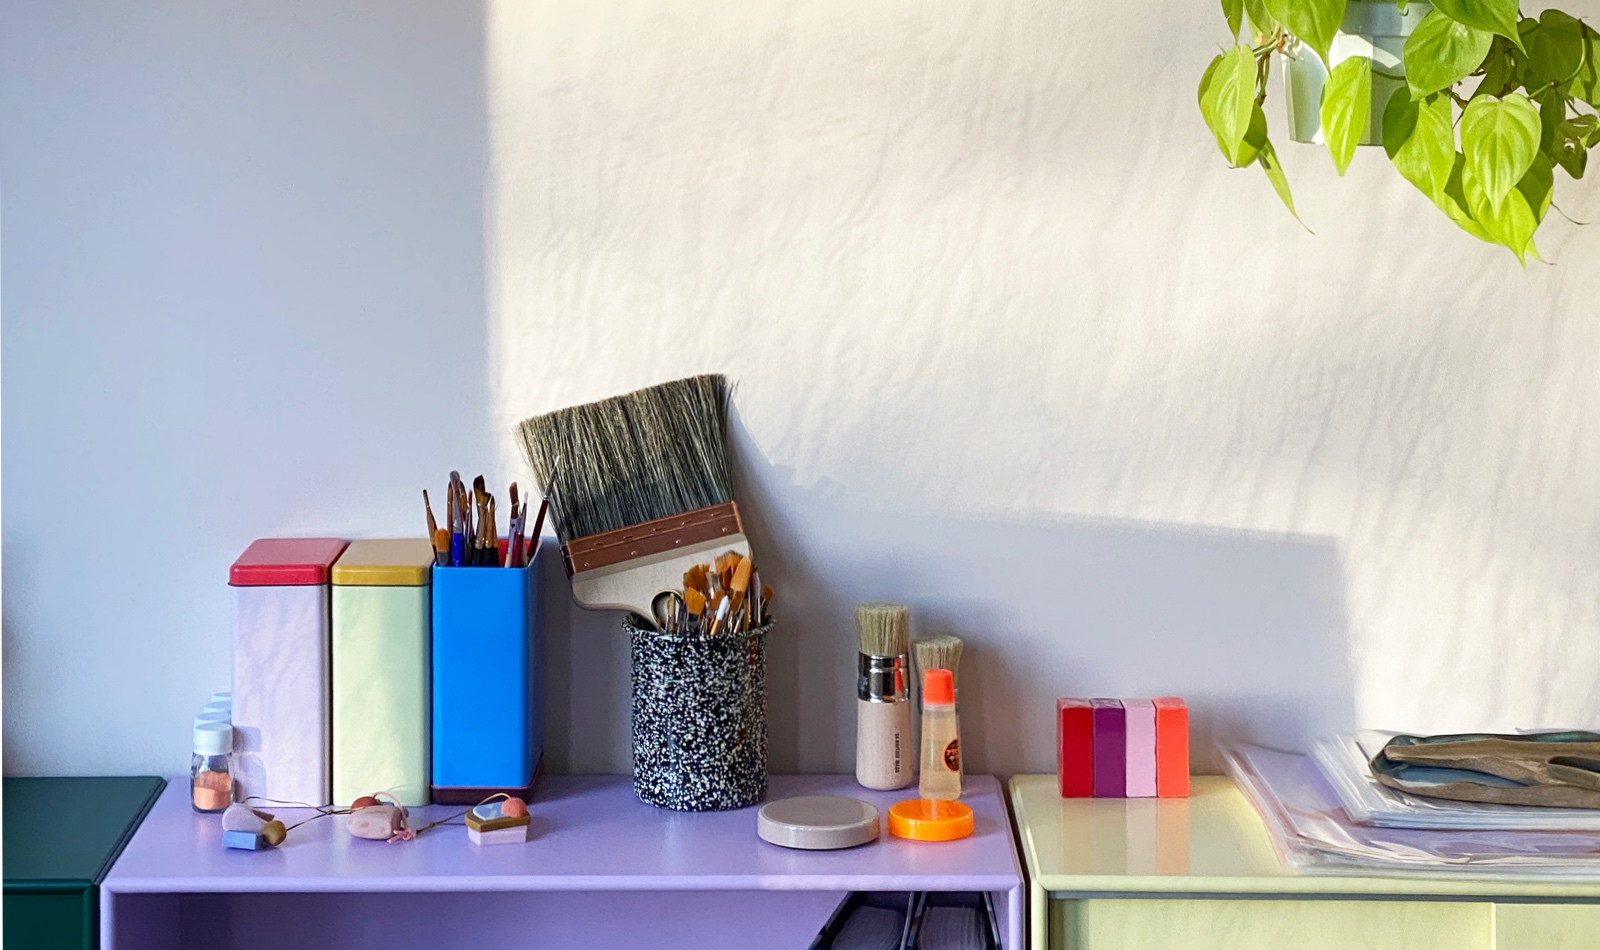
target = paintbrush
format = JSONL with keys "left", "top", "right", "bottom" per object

{"left": 519, "top": 500, "right": 531, "bottom": 562}
{"left": 913, "top": 635, "right": 965, "bottom": 709}
{"left": 448, "top": 473, "right": 466, "bottom": 567}
{"left": 856, "top": 603, "right": 913, "bottom": 790}
{"left": 424, "top": 490, "right": 444, "bottom": 566}
{"left": 516, "top": 375, "right": 751, "bottom": 616}
{"left": 506, "top": 484, "right": 522, "bottom": 566}
{"left": 487, "top": 495, "right": 498, "bottom": 565}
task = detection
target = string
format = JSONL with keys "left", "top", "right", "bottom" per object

{"left": 238, "top": 791, "right": 519, "bottom": 843}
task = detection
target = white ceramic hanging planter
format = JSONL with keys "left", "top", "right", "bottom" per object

{"left": 1283, "top": 0, "right": 1432, "bottom": 144}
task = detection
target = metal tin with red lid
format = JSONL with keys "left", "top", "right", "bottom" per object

{"left": 231, "top": 538, "right": 347, "bottom": 807}
{"left": 230, "top": 538, "right": 349, "bottom": 586}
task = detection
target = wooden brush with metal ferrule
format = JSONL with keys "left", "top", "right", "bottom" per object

{"left": 515, "top": 374, "right": 751, "bottom": 618}
{"left": 856, "top": 603, "right": 913, "bottom": 791}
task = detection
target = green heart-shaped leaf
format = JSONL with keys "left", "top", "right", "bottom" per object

{"left": 1436, "top": 153, "right": 1498, "bottom": 243}
{"left": 1265, "top": 0, "right": 1345, "bottom": 64}
{"left": 1550, "top": 138, "right": 1589, "bottom": 178}
{"left": 1548, "top": 111, "right": 1596, "bottom": 179}
{"left": 1198, "top": 45, "right": 1261, "bottom": 166}
{"left": 1473, "top": 36, "right": 1522, "bottom": 100}
{"left": 1258, "top": 133, "right": 1303, "bottom": 224}
{"left": 1243, "top": 0, "right": 1278, "bottom": 39}
{"left": 1384, "top": 89, "right": 1456, "bottom": 197}
{"left": 1463, "top": 151, "right": 1543, "bottom": 262}
{"left": 1223, "top": 0, "right": 1245, "bottom": 37}
{"left": 1517, "top": 151, "right": 1554, "bottom": 223}
{"left": 1429, "top": 0, "right": 1522, "bottom": 47}
{"left": 1525, "top": 9, "right": 1586, "bottom": 88}
{"left": 1322, "top": 56, "right": 1372, "bottom": 175}
{"left": 1404, "top": 10, "right": 1493, "bottom": 98}
{"left": 1562, "top": 114, "right": 1600, "bottom": 146}
{"left": 1461, "top": 93, "right": 1541, "bottom": 209}
{"left": 1536, "top": 87, "right": 1564, "bottom": 151}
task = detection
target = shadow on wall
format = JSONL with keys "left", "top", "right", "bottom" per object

{"left": 537, "top": 403, "right": 1357, "bottom": 777}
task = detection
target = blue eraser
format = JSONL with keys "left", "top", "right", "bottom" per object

{"left": 223, "top": 829, "right": 267, "bottom": 850}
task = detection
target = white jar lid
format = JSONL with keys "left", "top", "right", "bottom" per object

{"left": 194, "top": 721, "right": 233, "bottom": 755}
{"left": 194, "top": 711, "right": 230, "bottom": 729}
{"left": 758, "top": 795, "right": 879, "bottom": 850}
{"left": 210, "top": 691, "right": 232, "bottom": 706}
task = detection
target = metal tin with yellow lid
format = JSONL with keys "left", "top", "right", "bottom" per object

{"left": 331, "top": 539, "right": 434, "bottom": 806}
{"left": 331, "top": 539, "right": 434, "bottom": 586}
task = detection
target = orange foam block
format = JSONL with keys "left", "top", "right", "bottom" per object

{"left": 1153, "top": 697, "right": 1189, "bottom": 798}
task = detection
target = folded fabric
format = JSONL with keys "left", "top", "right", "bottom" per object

{"left": 1373, "top": 732, "right": 1600, "bottom": 809}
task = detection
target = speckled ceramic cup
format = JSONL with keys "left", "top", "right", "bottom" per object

{"left": 625, "top": 615, "right": 771, "bottom": 811}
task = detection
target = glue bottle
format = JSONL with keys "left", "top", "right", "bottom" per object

{"left": 918, "top": 668, "right": 962, "bottom": 801}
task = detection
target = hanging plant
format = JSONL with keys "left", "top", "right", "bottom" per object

{"left": 1198, "top": 0, "right": 1600, "bottom": 262}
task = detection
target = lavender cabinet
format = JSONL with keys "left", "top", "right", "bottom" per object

{"left": 102, "top": 774, "right": 1024, "bottom": 949}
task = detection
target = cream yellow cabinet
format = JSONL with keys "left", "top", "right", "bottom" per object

{"left": 1009, "top": 775, "right": 1600, "bottom": 950}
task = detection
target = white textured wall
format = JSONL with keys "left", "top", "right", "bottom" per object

{"left": 3, "top": 0, "right": 1597, "bottom": 777}
{"left": 2, "top": 0, "right": 495, "bottom": 774}
{"left": 490, "top": 0, "right": 1600, "bottom": 775}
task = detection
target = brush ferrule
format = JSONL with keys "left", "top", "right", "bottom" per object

{"left": 859, "top": 653, "right": 908, "bottom": 703}
{"left": 561, "top": 501, "right": 744, "bottom": 576}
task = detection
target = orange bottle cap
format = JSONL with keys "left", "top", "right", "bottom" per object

{"left": 923, "top": 668, "right": 954, "bottom": 704}
{"left": 887, "top": 798, "right": 973, "bottom": 841}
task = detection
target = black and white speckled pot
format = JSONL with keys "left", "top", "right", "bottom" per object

{"left": 625, "top": 615, "right": 770, "bottom": 811}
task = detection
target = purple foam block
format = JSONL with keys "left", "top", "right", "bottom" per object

{"left": 1090, "top": 699, "right": 1125, "bottom": 797}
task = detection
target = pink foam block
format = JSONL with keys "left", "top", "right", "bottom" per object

{"left": 1123, "top": 699, "right": 1156, "bottom": 797}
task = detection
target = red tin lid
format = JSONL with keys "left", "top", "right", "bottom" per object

{"left": 230, "top": 538, "right": 349, "bottom": 586}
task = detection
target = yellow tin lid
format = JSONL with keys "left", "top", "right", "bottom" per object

{"left": 331, "top": 539, "right": 435, "bottom": 586}
{"left": 887, "top": 798, "right": 974, "bottom": 842}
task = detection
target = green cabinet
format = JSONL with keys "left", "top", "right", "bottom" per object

{"left": 1009, "top": 775, "right": 1600, "bottom": 950}
{"left": 4, "top": 776, "right": 165, "bottom": 950}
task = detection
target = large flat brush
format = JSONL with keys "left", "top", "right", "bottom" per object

{"left": 515, "top": 374, "right": 751, "bottom": 618}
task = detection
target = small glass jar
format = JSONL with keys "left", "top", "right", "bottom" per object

{"left": 191, "top": 721, "right": 234, "bottom": 813}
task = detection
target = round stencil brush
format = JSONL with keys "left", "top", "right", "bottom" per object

{"left": 856, "top": 603, "right": 913, "bottom": 791}
{"left": 912, "top": 635, "right": 964, "bottom": 703}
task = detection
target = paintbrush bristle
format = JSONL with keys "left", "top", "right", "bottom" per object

{"left": 515, "top": 374, "right": 734, "bottom": 543}
{"left": 856, "top": 603, "right": 909, "bottom": 657}
{"left": 913, "top": 635, "right": 964, "bottom": 686}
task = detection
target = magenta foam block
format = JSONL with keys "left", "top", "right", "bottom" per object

{"left": 1090, "top": 699, "right": 1125, "bottom": 797}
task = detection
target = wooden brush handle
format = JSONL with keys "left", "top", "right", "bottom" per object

{"left": 856, "top": 698, "right": 913, "bottom": 790}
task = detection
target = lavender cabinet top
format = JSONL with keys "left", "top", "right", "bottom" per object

{"left": 105, "top": 775, "right": 1022, "bottom": 894}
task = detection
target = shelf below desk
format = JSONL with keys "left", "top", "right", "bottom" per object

{"left": 104, "top": 774, "right": 1024, "bottom": 949}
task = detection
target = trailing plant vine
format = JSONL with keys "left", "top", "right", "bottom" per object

{"left": 1198, "top": 0, "right": 1600, "bottom": 261}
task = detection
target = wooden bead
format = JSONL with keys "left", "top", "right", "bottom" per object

{"left": 260, "top": 820, "right": 287, "bottom": 846}
{"left": 501, "top": 797, "right": 527, "bottom": 818}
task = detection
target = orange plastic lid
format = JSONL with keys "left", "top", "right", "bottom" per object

{"left": 887, "top": 798, "right": 973, "bottom": 841}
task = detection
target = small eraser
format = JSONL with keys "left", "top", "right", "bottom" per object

{"left": 466, "top": 801, "right": 532, "bottom": 833}
{"left": 1123, "top": 699, "right": 1157, "bottom": 797}
{"left": 1090, "top": 699, "right": 1126, "bottom": 797}
{"left": 1056, "top": 699, "right": 1094, "bottom": 797}
{"left": 222, "top": 829, "right": 268, "bottom": 851}
{"left": 1154, "top": 697, "right": 1190, "bottom": 798}
{"left": 468, "top": 824, "right": 531, "bottom": 846}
